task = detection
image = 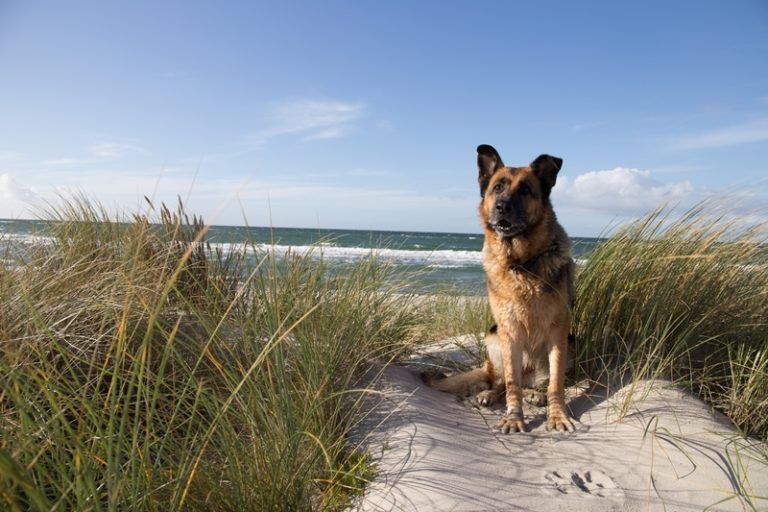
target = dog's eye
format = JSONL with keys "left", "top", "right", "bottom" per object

{"left": 492, "top": 182, "right": 503, "bottom": 193}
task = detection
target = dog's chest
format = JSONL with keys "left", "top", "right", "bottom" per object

{"left": 483, "top": 246, "right": 543, "bottom": 293}
{"left": 487, "top": 268, "right": 546, "bottom": 312}
{"left": 484, "top": 253, "right": 558, "bottom": 337}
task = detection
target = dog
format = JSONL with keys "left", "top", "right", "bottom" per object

{"left": 425, "top": 144, "right": 574, "bottom": 433}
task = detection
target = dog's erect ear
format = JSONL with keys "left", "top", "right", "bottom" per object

{"left": 477, "top": 144, "right": 504, "bottom": 196}
{"left": 530, "top": 154, "right": 562, "bottom": 198}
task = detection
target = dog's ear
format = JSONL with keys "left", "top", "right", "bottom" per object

{"left": 530, "top": 154, "right": 562, "bottom": 198}
{"left": 477, "top": 144, "right": 504, "bottom": 196}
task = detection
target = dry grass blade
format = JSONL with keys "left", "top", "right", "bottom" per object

{"left": 0, "top": 196, "right": 422, "bottom": 511}
{"left": 573, "top": 198, "right": 768, "bottom": 441}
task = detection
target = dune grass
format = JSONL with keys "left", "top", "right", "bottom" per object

{"left": 420, "top": 201, "right": 768, "bottom": 443}
{"left": 0, "top": 199, "right": 422, "bottom": 511}
{"left": 1, "top": 195, "right": 767, "bottom": 510}
{"left": 572, "top": 202, "right": 768, "bottom": 442}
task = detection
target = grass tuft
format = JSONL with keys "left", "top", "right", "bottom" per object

{"left": 417, "top": 199, "right": 768, "bottom": 443}
{"left": 0, "top": 197, "right": 421, "bottom": 511}
{"left": 572, "top": 200, "right": 768, "bottom": 441}
{"left": 2, "top": 194, "right": 767, "bottom": 510}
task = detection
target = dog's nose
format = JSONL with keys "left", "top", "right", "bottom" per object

{"left": 495, "top": 201, "right": 506, "bottom": 213}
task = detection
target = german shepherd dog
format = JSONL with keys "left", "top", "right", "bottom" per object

{"left": 426, "top": 144, "right": 574, "bottom": 433}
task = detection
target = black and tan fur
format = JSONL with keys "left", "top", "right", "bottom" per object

{"left": 426, "top": 144, "right": 575, "bottom": 433}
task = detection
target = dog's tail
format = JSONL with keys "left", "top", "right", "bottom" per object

{"left": 422, "top": 367, "right": 491, "bottom": 396}
{"left": 422, "top": 324, "right": 497, "bottom": 396}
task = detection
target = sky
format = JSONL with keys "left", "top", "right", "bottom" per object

{"left": 0, "top": 1, "right": 767, "bottom": 236}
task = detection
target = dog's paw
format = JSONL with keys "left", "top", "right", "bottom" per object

{"left": 523, "top": 389, "right": 547, "bottom": 407}
{"left": 546, "top": 410, "right": 575, "bottom": 433}
{"left": 475, "top": 389, "right": 497, "bottom": 406}
{"left": 496, "top": 416, "right": 528, "bottom": 434}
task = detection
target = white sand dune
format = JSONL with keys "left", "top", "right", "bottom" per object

{"left": 354, "top": 340, "right": 768, "bottom": 512}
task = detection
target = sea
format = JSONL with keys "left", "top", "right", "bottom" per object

{"left": 0, "top": 219, "right": 602, "bottom": 295}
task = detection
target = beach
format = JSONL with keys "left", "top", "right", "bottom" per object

{"left": 1, "top": 209, "right": 766, "bottom": 511}
{"left": 3, "top": 2, "right": 766, "bottom": 510}
{"left": 355, "top": 339, "right": 768, "bottom": 511}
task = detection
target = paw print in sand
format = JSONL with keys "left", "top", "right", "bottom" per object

{"left": 544, "top": 469, "right": 622, "bottom": 499}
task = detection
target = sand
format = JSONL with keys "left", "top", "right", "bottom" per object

{"left": 353, "top": 338, "right": 768, "bottom": 511}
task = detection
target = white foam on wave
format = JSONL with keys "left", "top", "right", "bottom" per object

{"left": 0, "top": 234, "right": 483, "bottom": 267}
{"left": 0, "top": 234, "right": 595, "bottom": 269}
{"left": 220, "top": 242, "right": 483, "bottom": 267}
{"left": 0, "top": 233, "right": 55, "bottom": 245}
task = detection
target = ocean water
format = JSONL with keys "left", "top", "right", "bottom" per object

{"left": 0, "top": 219, "right": 602, "bottom": 295}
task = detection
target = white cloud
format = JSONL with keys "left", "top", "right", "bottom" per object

{"left": 553, "top": 167, "right": 694, "bottom": 216}
{"left": 669, "top": 119, "right": 768, "bottom": 151}
{"left": 303, "top": 126, "right": 349, "bottom": 140}
{"left": 0, "top": 163, "right": 475, "bottom": 231}
{"left": 0, "top": 173, "right": 38, "bottom": 202}
{"left": 225, "top": 179, "right": 476, "bottom": 231}
{"left": 249, "top": 99, "right": 365, "bottom": 144}
{"left": 0, "top": 173, "right": 40, "bottom": 217}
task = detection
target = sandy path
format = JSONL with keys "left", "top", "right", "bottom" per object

{"left": 354, "top": 347, "right": 768, "bottom": 511}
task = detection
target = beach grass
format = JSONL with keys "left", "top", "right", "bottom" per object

{"left": 2, "top": 196, "right": 767, "bottom": 510}
{"left": 572, "top": 201, "right": 768, "bottom": 442}
{"left": 420, "top": 200, "right": 768, "bottom": 443}
{"left": 0, "top": 198, "right": 422, "bottom": 511}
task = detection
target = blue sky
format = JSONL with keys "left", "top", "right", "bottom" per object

{"left": 1, "top": 1, "right": 766, "bottom": 236}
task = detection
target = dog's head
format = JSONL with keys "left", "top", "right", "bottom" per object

{"left": 477, "top": 144, "right": 562, "bottom": 239}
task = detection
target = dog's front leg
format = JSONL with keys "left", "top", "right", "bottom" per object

{"left": 496, "top": 327, "right": 526, "bottom": 433}
{"left": 546, "top": 327, "right": 574, "bottom": 432}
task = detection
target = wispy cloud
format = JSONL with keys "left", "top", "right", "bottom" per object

{"left": 41, "top": 142, "right": 145, "bottom": 167}
{"left": 0, "top": 151, "right": 22, "bottom": 162}
{"left": 0, "top": 161, "right": 471, "bottom": 229}
{"left": 41, "top": 157, "right": 92, "bottom": 167}
{"left": 554, "top": 167, "right": 694, "bottom": 216}
{"left": 669, "top": 119, "right": 768, "bottom": 151}
{"left": 87, "top": 142, "right": 144, "bottom": 158}
{"left": 249, "top": 99, "right": 365, "bottom": 144}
